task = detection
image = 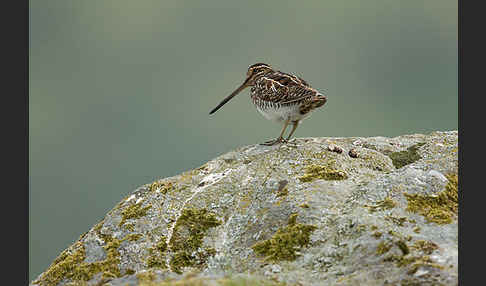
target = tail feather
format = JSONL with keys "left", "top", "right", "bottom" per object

{"left": 299, "top": 95, "right": 327, "bottom": 115}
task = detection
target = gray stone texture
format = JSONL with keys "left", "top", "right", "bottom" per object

{"left": 31, "top": 131, "right": 458, "bottom": 286}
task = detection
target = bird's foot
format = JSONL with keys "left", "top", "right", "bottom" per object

{"left": 260, "top": 137, "right": 288, "bottom": 146}
{"left": 285, "top": 138, "right": 299, "bottom": 146}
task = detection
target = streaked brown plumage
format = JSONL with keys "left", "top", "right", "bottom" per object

{"left": 210, "top": 63, "right": 327, "bottom": 145}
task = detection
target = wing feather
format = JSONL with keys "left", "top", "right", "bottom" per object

{"left": 252, "top": 70, "right": 319, "bottom": 105}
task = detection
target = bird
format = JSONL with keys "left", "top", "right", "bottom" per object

{"left": 209, "top": 63, "right": 327, "bottom": 146}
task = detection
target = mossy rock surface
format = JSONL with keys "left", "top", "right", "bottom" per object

{"left": 31, "top": 131, "right": 458, "bottom": 286}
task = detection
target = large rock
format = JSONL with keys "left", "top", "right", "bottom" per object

{"left": 31, "top": 131, "right": 458, "bottom": 286}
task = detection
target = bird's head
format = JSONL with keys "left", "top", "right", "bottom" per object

{"left": 209, "top": 63, "right": 272, "bottom": 115}
{"left": 245, "top": 63, "right": 273, "bottom": 85}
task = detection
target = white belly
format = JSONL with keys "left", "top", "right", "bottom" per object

{"left": 256, "top": 104, "right": 309, "bottom": 123}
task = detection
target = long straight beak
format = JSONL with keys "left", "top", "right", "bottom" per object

{"left": 209, "top": 77, "right": 250, "bottom": 115}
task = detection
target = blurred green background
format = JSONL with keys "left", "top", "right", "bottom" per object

{"left": 29, "top": 0, "right": 457, "bottom": 280}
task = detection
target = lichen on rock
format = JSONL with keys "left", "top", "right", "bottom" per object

{"left": 365, "top": 196, "right": 397, "bottom": 213}
{"left": 146, "top": 237, "right": 168, "bottom": 269}
{"left": 387, "top": 142, "right": 425, "bottom": 169}
{"left": 299, "top": 164, "right": 348, "bottom": 182}
{"left": 405, "top": 173, "right": 458, "bottom": 224}
{"left": 32, "top": 242, "right": 87, "bottom": 286}
{"left": 168, "top": 208, "right": 221, "bottom": 273}
{"left": 119, "top": 202, "right": 152, "bottom": 227}
{"left": 252, "top": 213, "right": 317, "bottom": 261}
{"left": 33, "top": 234, "right": 125, "bottom": 285}
{"left": 412, "top": 240, "right": 439, "bottom": 255}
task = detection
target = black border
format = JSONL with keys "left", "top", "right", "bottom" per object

{"left": 2, "top": 0, "right": 28, "bottom": 283}
{"left": 458, "top": 0, "right": 482, "bottom": 285}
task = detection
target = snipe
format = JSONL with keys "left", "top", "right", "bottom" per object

{"left": 210, "top": 63, "right": 327, "bottom": 146}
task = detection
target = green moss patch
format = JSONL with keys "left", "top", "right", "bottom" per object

{"left": 372, "top": 231, "right": 383, "bottom": 239}
{"left": 136, "top": 270, "right": 157, "bottom": 284}
{"left": 252, "top": 214, "right": 317, "bottom": 262}
{"left": 365, "top": 197, "right": 396, "bottom": 213}
{"left": 146, "top": 256, "right": 166, "bottom": 269}
{"left": 33, "top": 242, "right": 87, "bottom": 285}
{"left": 147, "top": 237, "right": 168, "bottom": 269}
{"left": 124, "top": 223, "right": 135, "bottom": 232}
{"left": 404, "top": 173, "right": 458, "bottom": 224}
{"left": 276, "top": 187, "right": 289, "bottom": 197}
{"left": 155, "top": 239, "right": 168, "bottom": 253}
{"left": 169, "top": 251, "right": 194, "bottom": 274}
{"left": 385, "top": 216, "right": 407, "bottom": 226}
{"left": 148, "top": 180, "right": 174, "bottom": 194}
{"left": 379, "top": 238, "right": 444, "bottom": 275}
{"left": 387, "top": 143, "right": 425, "bottom": 169}
{"left": 299, "top": 164, "right": 348, "bottom": 182}
{"left": 384, "top": 254, "right": 444, "bottom": 275}
{"left": 376, "top": 239, "right": 410, "bottom": 257}
{"left": 376, "top": 241, "right": 392, "bottom": 255}
{"left": 412, "top": 240, "right": 439, "bottom": 255}
{"left": 125, "top": 233, "right": 143, "bottom": 242}
{"left": 299, "top": 203, "right": 310, "bottom": 209}
{"left": 168, "top": 208, "right": 222, "bottom": 274}
{"left": 34, "top": 234, "right": 126, "bottom": 285}
{"left": 385, "top": 215, "right": 416, "bottom": 227}
{"left": 396, "top": 240, "right": 410, "bottom": 255}
{"left": 119, "top": 202, "right": 152, "bottom": 227}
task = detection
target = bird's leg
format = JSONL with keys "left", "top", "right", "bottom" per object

{"left": 261, "top": 119, "right": 290, "bottom": 146}
{"left": 285, "top": 121, "right": 300, "bottom": 142}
